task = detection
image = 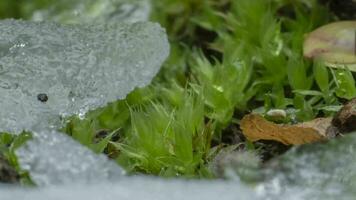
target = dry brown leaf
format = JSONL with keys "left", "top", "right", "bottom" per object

{"left": 240, "top": 114, "right": 332, "bottom": 145}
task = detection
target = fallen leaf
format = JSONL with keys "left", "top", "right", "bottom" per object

{"left": 240, "top": 114, "right": 332, "bottom": 145}
{"left": 303, "top": 21, "right": 356, "bottom": 71}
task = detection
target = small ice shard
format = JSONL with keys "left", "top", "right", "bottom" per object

{"left": 16, "top": 129, "right": 124, "bottom": 186}
{"left": 0, "top": 177, "right": 256, "bottom": 200}
{"left": 0, "top": 19, "right": 169, "bottom": 134}
{"left": 31, "top": 0, "right": 151, "bottom": 24}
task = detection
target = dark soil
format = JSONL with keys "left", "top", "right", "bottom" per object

{"left": 320, "top": 0, "right": 356, "bottom": 19}
{"left": 0, "top": 154, "right": 19, "bottom": 184}
{"left": 332, "top": 98, "right": 356, "bottom": 134}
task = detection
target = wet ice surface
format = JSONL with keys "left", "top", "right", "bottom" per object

{"left": 16, "top": 129, "right": 124, "bottom": 186}
{"left": 1, "top": 177, "right": 256, "bottom": 200}
{"left": 4, "top": 134, "right": 354, "bottom": 199}
{"left": 257, "top": 134, "right": 356, "bottom": 200}
{"left": 0, "top": 19, "right": 169, "bottom": 134}
{"left": 0, "top": 18, "right": 168, "bottom": 186}
{"left": 31, "top": 0, "right": 150, "bottom": 24}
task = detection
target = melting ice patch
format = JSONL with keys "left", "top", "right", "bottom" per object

{"left": 9, "top": 134, "right": 356, "bottom": 199}
{"left": 5, "top": 132, "right": 356, "bottom": 200}
{"left": 1, "top": 177, "right": 256, "bottom": 200}
{"left": 0, "top": 19, "right": 168, "bottom": 186}
{"left": 256, "top": 134, "right": 356, "bottom": 200}
{"left": 31, "top": 0, "right": 151, "bottom": 24}
{"left": 16, "top": 129, "right": 125, "bottom": 186}
{"left": 0, "top": 19, "right": 169, "bottom": 134}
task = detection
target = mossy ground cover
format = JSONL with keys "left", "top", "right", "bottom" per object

{"left": 0, "top": 0, "right": 355, "bottom": 181}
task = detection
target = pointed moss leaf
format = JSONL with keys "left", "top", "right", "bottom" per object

{"left": 313, "top": 61, "right": 329, "bottom": 92}
{"left": 334, "top": 69, "right": 356, "bottom": 100}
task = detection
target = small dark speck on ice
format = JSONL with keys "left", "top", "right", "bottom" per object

{"left": 37, "top": 93, "right": 48, "bottom": 102}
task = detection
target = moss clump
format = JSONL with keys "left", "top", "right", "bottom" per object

{"left": 1, "top": 0, "right": 356, "bottom": 180}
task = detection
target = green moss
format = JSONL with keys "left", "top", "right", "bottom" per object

{"left": 0, "top": 132, "right": 34, "bottom": 185}
{"left": 0, "top": 0, "right": 355, "bottom": 179}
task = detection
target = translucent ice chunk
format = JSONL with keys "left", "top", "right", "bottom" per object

{"left": 16, "top": 129, "right": 124, "bottom": 186}
{"left": 0, "top": 19, "right": 169, "bottom": 134}
{"left": 257, "top": 134, "right": 356, "bottom": 200}
{"left": 31, "top": 0, "right": 151, "bottom": 24}
{"left": 0, "top": 177, "right": 256, "bottom": 200}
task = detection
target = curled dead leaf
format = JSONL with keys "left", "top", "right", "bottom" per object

{"left": 240, "top": 114, "right": 333, "bottom": 145}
